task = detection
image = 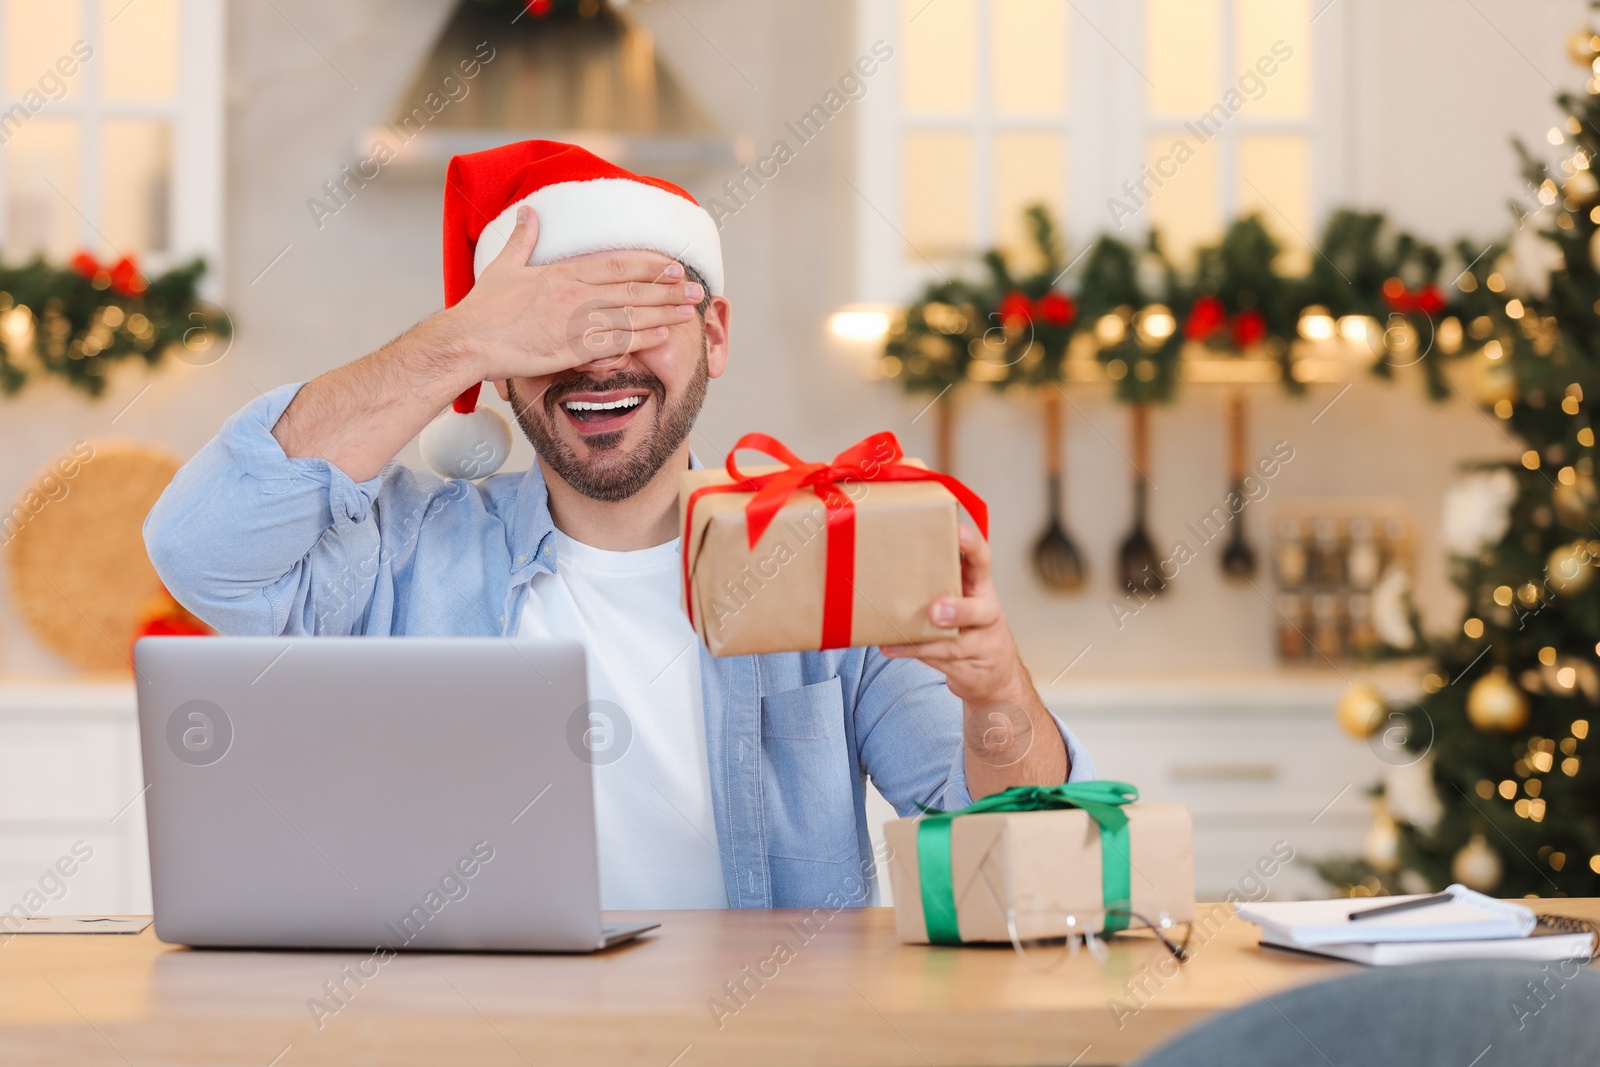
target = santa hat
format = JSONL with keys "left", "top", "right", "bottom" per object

{"left": 417, "top": 139, "right": 724, "bottom": 480}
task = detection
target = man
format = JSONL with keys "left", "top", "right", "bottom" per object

{"left": 146, "top": 140, "right": 1093, "bottom": 912}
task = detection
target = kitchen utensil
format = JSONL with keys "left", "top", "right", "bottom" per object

{"left": 1031, "top": 390, "right": 1086, "bottom": 591}
{"left": 1221, "top": 390, "right": 1259, "bottom": 579}
{"left": 1117, "top": 404, "right": 1165, "bottom": 596}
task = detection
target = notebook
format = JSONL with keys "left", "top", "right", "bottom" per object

{"left": 1235, "top": 884, "right": 1537, "bottom": 946}
{"left": 1260, "top": 929, "right": 1594, "bottom": 966}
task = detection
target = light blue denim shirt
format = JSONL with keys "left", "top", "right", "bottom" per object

{"left": 144, "top": 383, "right": 1095, "bottom": 909}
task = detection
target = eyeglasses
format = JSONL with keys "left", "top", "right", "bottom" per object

{"left": 1004, "top": 899, "right": 1194, "bottom": 973}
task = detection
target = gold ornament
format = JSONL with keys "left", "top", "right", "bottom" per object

{"left": 1470, "top": 351, "right": 1517, "bottom": 407}
{"left": 923, "top": 302, "right": 966, "bottom": 335}
{"left": 1570, "top": 30, "right": 1600, "bottom": 65}
{"left": 1363, "top": 809, "right": 1402, "bottom": 872}
{"left": 1467, "top": 667, "right": 1530, "bottom": 732}
{"left": 1554, "top": 472, "right": 1597, "bottom": 527}
{"left": 1336, "top": 681, "right": 1386, "bottom": 739}
{"left": 1451, "top": 834, "right": 1503, "bottom": 892}
{"left": 1548, "top": 540, "right": 1596, "bottom": 594}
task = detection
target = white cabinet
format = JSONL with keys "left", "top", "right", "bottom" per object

{"left": 1053, "top": 677, "right": 1385, "bottom": 900}
{"left": 4, "top": 675, "right": 1395, "bottom": 916}
{"left": 0, "top": 682, "right": 150, "bottom": 918}
{"left": 867, "top": 674, "right": 1400, "bottom": 904}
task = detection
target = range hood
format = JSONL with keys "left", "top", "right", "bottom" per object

{"left": 365, "top": 0, "right": 733, "bottom": 178}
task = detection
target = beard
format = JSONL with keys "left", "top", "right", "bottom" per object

{"left": 507, "top": 350, "right": 710, "bottom": 503}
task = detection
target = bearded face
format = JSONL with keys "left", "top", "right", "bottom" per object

{"left": 497, "top": 256, "right": 721, "bottom": 502}
{"left": 507, "top": 347, "right": 709, "bottom": 503}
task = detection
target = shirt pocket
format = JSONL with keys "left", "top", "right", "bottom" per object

{"left": 759, "top": 676, "right": 858, "bottom": 873}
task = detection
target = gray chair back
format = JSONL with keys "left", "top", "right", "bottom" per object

{"left": 1133, "top": 959, "right": 1600, "bottom": 1066}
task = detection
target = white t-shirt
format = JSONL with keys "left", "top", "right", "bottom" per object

{"left": 517, "top": 529, "right": 729, "bottom": 910}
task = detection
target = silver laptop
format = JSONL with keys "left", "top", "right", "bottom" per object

{"left": 134, "top": 636, "right": 656, "bottom": 952}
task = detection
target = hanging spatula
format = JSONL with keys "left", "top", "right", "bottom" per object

{"left": 1117, "top": 403, "right": 1166, "bottom": 596}
{"left": 1221, "top": 389, "right": 1259, "bottom": 579}
{"left": 1031, "top": 390, "right": 1086, "bottom": 591}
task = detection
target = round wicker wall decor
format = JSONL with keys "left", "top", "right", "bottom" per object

{"left": 5, "top": 441, "right": 183, "bottom": 673}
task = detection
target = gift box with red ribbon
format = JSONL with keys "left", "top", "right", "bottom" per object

{"left": 680, "top": 432, "right": 988, "bottom": 657}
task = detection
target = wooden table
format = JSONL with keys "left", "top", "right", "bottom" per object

{"left": 2, "top": 900, "right": 1595, "bottom": 1066}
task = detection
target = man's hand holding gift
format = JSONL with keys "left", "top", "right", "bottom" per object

{"left": 678, "top": 430, "right": 1072, "bottom": 797}
{"left": 881, "top": 523, "right": 1070, "bottom": 797}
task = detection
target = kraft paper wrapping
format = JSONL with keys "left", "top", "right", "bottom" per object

{"left": 680, "top": 463, "right": 962, "bottom": 657}
{"left": 882, "top": 804, "right": 1196, "bottom": 944}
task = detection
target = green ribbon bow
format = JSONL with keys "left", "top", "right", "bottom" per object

{"left": 915, "top": 781, "right": 1139, "bottom": 945}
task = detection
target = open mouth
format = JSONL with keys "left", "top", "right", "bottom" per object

{"left": 558, "top": 391, "right": 651, "bottom": 435}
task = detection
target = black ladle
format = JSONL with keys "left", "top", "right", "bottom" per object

{"left": 1221, "top": 390, "right": 1259, "bottom": 579}
{"left": 1118, "top": 404, "right": 1166, "bottom": 596}
{"left": 1031, "top": 391, "right": 1086, "bottom": 591}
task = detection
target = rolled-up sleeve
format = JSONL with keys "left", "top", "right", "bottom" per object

{"left": 852, "top": 650, "right": 1096, "bottom": 816}
{"left": 144, "top": 383, "right": 385, "bottom": 636}
{"left": 938, "top": 709, "right": 1097, "bottom": 811}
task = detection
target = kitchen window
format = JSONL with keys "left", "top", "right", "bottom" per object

{"left": 853, "top": 0, "right": 1343, "bottom": 301}
{"left": 0, "top": 0, "right": 223, "bottom": 287}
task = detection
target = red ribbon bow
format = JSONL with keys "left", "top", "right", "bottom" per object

{"left": 1184, "top": 296, "right": 1269, "bottom": 349}
{"left": 682, "top": 432, "right": 989, "bottom": 650}
{"left": 70, "top": 251, "right": 146, "bottom": 297}
{"left": 1382, "top": 279, "right": 1445, "bottom": 316}
{"left": 1184, "top": 295, "right": 1227, "bottom": 340}
{"left": 1000, "top": 289, "right": 1077, "bottom": 329}
{"left": 1231, "top": 308, "right": 1267, "bottom": 349}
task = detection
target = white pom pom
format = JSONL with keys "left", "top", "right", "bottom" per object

{"left": 419, "top": 405, "right": 512, "bottom": 480}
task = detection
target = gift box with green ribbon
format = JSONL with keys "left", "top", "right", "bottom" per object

{"left": 882, "top": 782, "right": 1195, "bottom": 945}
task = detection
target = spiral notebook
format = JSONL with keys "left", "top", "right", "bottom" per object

{"left": 1238, "top": 885, "right": 1597, "bottom": 966}
{"left": 1236, "top": 884, "right": 1537, "bottom": 946}
{"left": 1259, "top": 929, "right": 1595, "bottom": 966}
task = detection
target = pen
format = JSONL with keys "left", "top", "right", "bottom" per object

{"left": 1348, "top": 891, "right": 1454, "bottom": 922}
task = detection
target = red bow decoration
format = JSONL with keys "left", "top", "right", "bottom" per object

{"left": 1183, "top": 295, "right": 1227, "bottom": 340}
{"left": 1381, "top": 278, "right": 1445, "bottom": 316}
{"left": 1185, "top": 296, "right": 1269, "bottom": 349}
{"left": 682, "top": 432, "right": 989, "bottom": 650}
{"left": 70, "top": 252, "right": 147, "bottom": 297}
{"left": 1231, "top": 309, "right": 1267, "bottom": 349}
{"left": 999, "top": 289, "right": 1077, "bottom": 329}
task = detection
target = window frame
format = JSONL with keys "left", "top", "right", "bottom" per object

{"left": 0, "top": 0, "right": 225, "bottom": 296}
{"left": 854, "top": 0, "right": 1347, "bottom": 302}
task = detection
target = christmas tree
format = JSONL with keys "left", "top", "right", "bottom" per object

{"left": 1318, "top": 13, "right": 1600, "bottom": 899}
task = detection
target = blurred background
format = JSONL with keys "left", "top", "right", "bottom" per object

{"left": 1, "top": 0, "right": 1595, "bottom": 914}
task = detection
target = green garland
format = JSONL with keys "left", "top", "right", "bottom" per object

{"left": 885, "top": 204, "right": 1535, "bottom": 405}
{"left": 0, "top": 256, "right": 229, "bottom": 399}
